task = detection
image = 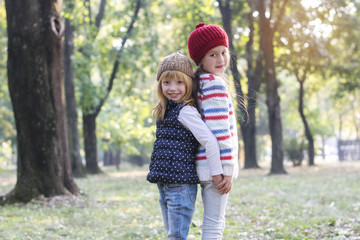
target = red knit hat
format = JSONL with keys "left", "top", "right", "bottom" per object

{"left": 187, "top": 22, "right": 229, "bottom": 65}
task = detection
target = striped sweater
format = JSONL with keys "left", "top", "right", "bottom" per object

{"left": 196, "top": 73, "right": 239, "bottom": 181}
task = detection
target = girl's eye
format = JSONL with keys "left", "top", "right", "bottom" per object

{"left": 177, "top": 81, "right": 183, "bottom": 84}
{"left": 210, "top": 53, "right": 216, "bottom": 57}
{"left": 222, "top": 51, "right": 226, "bottom": 55}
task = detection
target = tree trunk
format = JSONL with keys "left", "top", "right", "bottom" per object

{"left": 3, "top": 0, "right": 79, "bottom": 204}
{"left": 243, "top": 0, "right": 262, "bottom": 168}
{"left": 338, "top": 114, "right": 343, "bottom": 161}
{"left": 83, "top": 113, "right": 101, "bottom": 174}
{"left": 266, "top": 70, "right": 286, "bottom": 174}
{"left": 115, "top": 150, "right": 121, "bottom": 170}
{"left": 321, "top": 136, "right": 326, "bottom": 160}
{"left": 103, "top": 150, "right": 109, "bottom": 166}
{"left": 109, "top": 151, "right": 114, "bottom": 165}
{"left": 64, "top": 17, "right": 86, "bottom": 178}
{"left": 258, "top": 0, "right": 286, "bottom": 174}
{"left": 242, "top": 58, "right": 261, "bottom": 169}
{"left": 298, "top": 80, "right": 315, "bottom": 166}
{"left": 241, "top": 94, "right": 259, "bottom": 168}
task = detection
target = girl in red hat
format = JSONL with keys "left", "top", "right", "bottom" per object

{"left": 188, "top": 23, "right": 239, "bottom": 239}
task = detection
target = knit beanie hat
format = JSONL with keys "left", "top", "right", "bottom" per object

{"left": 156, "top": 52, "right": 194, "bottom": 81}
{"left": 187, "top": 22, "right": 229, "bottom": 65}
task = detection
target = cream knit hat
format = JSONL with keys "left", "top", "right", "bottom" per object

{"left": 156, "top": 52, "right": 194, "bottom": 81}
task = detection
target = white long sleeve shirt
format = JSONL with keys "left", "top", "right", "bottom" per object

{"left": 178, "top": 105, "right": 223, "bottom": 177}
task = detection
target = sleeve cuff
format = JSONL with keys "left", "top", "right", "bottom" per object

{"left": 223, "top": 165, "right": 234, "bottom": 176}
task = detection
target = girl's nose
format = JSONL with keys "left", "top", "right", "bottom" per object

{"left": 169, "top": 83, "right": 176, "bottom": 90}
{"left": 218, "top": 55, "right": 225, "bottom": 63}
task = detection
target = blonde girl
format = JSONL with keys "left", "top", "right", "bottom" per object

{"left": 147, "top": 52, "right": 221, "bottom": 240}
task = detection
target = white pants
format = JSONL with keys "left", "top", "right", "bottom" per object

{"left": 201, "top": 182, "right": 229, "bottom": 240}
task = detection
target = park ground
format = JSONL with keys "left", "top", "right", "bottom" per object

{"left": 0, "top": 159, "right": 360, "bottom": 239}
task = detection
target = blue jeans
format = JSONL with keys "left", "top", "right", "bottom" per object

{"left": 157, "top": 183, "right": 198, "bottom": 240}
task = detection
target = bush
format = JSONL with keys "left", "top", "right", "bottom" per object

{"left": 284, "top": 137, "right": 307, "bottom": 166}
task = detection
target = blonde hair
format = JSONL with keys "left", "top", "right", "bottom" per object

{"left": 153, "top": 70, "right": 196, "bottom": 121}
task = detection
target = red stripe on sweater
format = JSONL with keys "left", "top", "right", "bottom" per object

{"left": 197, "top": 156, "right": 233, "bottom": 161}
{"left": 205, "top": 115, "right": 229, "bottom": 120}
{"left": 198, "top": 93, "right": 228, "bottom": 101}
{"left": 229, "top": 111, "right": 233, "bottom": 115}
{"left": 217, "top": 135, "right": 231, "bottom": 141}
{"left": 200, "top": 74, "right": 215, "bottom": 81}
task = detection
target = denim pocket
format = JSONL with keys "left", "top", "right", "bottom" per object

{"left": 187, "top": 184, "right": 198, "bottom": 204}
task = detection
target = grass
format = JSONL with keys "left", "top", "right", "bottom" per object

{"left": 0, "top": 160, "right": 360, "bottom": 239}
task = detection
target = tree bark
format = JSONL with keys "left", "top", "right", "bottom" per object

{"left": 258, "top": 0, "right": 286, "bottom": 174}
{"left": 64, "top": 16, "right": 86, "bottom": 178}
{"left": 83, "top": 113, "right": 101, "bottom": 174}
{"left": 103, "top": 150, "right": 109, "bottom": 166}
{"left": 242, "top": 0, "right": 262, "bottom": 168}
{"left": 298, "top": 79, "right": 315, "bottom": 166}
{"left": 321, "top": 136, "right": 325, "bottom": 160}
{"left": 338, "top": 114, "right": 343, "bottom": 161}
{"left": 242, "top": 67, "right": 261, "bottom": 168}
{"left": 115, "top": 150, "right": 121, "bottom": 170}
{"left": 3, "top": 0, "right": 80, "bottom": 204}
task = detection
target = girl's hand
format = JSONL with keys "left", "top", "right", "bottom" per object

{"left": 212, "top": 174, "right": 223, "bottom": 186}
{"left": 216, "top": 175, "right": 232, "bottom": 195}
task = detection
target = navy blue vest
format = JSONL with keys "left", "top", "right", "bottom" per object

{"left": 147, "top": 100, "right": 200, "bottom": 184}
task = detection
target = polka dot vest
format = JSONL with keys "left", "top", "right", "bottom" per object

{"left": 147, "top": 100, "right": 200, "bottom": 184}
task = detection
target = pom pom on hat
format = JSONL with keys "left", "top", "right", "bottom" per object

{"left": 196, "top": 22, "right": 206, "bottom": 29}
{"left": 156, "top": 52, "right": 194, "bottom": 81}
{"left": 188, "top": 22, "right": 229, "bottom": 65}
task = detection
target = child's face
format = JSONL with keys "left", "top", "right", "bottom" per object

{"left": 161, "top": 77, "right": 186, "bottom": 102}
{"left": 200, "top": 45, "right": 229, "bottom": 76}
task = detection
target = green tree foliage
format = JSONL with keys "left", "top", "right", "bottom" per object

{"left": 276, "top": 1, "right": 331, "bottom": 165}
{"left": 1, "top": 0, "right": 360, "bottom": 173}
{"left": 98, "top": 87, "right": 156, "bottom": 164}
{"left": 96, "top": 0, "right": 158, "bottom": 165}
{"left": 64, "top": 0, "right": 155, "bottom": 172}
{"left": 329, "top": 1, "right": 360, "bottom": 95}
{"left": 328, "top": 0, "right": 360, "bottom": 139}
{"left": 156, "top": 0, "right": 218, "bottom": 55}
{"left": 276, "top": 0, "right": 360, "bottom": 162}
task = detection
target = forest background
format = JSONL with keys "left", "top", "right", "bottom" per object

{"left": 0, "top": 0, "right": 360, "bottom": 239}
{"left": 0, "top": 0, "right": 359, "bottom": 202}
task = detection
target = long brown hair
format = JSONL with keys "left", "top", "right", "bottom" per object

{"left": 153, "top": 70, "right": 196, "bottom": 121}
